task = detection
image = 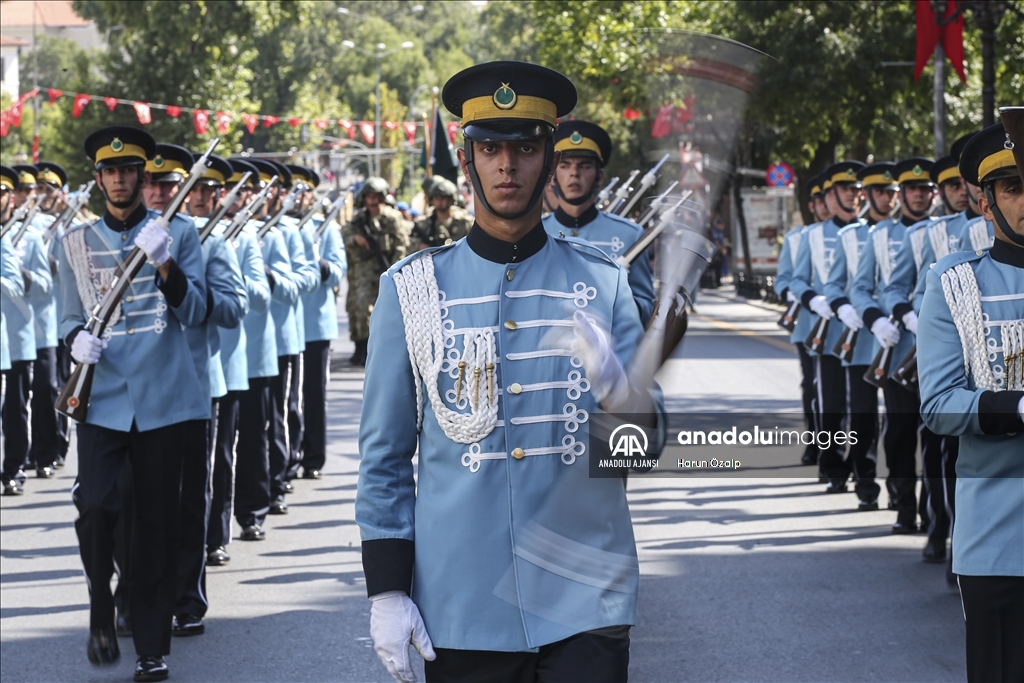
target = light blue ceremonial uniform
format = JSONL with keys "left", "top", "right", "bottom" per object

{"left": 1, "top": 232, "right": 25, "bottom": 371}
{"left": 882, "top": 216, "right": 939, "bottom": 317}
{"left": 59, "top": 209, "right": 208, "bottom": 431}
{"left": 957, "top": 213, "right": 994, "bottom": 253}
{"left": 244, "top": 222, "right": 289, "bottom": 378}
{"left": 24, "top": 214, "right": 59, "bottom": 350}
{"left": 775, "top": 225, "right": 816, "bottom": 345}
{"left": 825, "top": 220, "right": 874, "bottom": 366}
{"left": 271, "top": 217, "right": 318, "bottom": 357}
{"left": 357, "top": 233, "right": 665, "bottom": 651}
{"left": 789, "top": 219, "right": 846, "bottom": 355}
{"left": 909, "top": 211, "right": 987, "bottom": 311}
{"left": 300, "top": 218, "right": 346, "bottom": 343}
{"left": 918, "top": 244, "right": 1024, "bottom": 577}
{"left": 182, "top": 229, "right": 248, "bottom": 402}
{"left": 849, "top": 217, "right": 915, "bottom": 376}
{"left": 543, "top": 211, "right": 655, "bottom": 325}
{"left": 3, "top": 225, "right": 49, "bottom": 362}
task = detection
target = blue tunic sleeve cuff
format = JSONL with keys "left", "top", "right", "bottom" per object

{"left": 978, "top": 390, "right": 1024, "bottom": 435}
{"left": 362, "top": 538, "right": 414, "bottom": 597}
{"left": 800, "top": 290, "right": 818, "bottom": 308}
{"left": 203, "top": 287, "right": 215, "bottom": 323}
{"left": 65, "top": 324, "right": 85, "bottom": 349}
{"left": 892, "top": 302, "right": 913, "bottom": 323}
{"left": 155, "top": 259, "right": 189, "bottom": 308}
{"left": 861, "top": 307, "right": 885, "bottom": 330}
{"left": 830, "top": 296, "right": 850, "bottom": 313}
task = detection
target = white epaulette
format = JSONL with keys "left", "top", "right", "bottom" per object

{"left": 968, "top": 219, "right": 993, "bottom": 251}
{"left": 787, "top": 229, "right": 802, "bottom": 269}
{"left": 808, "top": 224, "right": 828, "bottom": 284}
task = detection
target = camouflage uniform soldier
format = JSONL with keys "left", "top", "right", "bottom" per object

{"left": 342, "top": 177, "right": 408, "bottom": 366}
{"left": 412, "top": 178, "right": 473, "bottom": 250}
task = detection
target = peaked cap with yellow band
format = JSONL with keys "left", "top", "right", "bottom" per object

{"left": 147, "top": 143, "right": 193, "bottom": 183}
{"left": 228, "top": 158, "right": 260, "bottom": 190}
{"left": 442, "top": 60, "right": 576, "bottom": 142}
{"left": 248, "top": 159, "right": 288, "bottom": 189}
{"left": 36, "top": 161, "right": 68, "bottom": 189}
{"left": 0, "top": 165, "right": 19, "bottom": 192}
{"left": 822, "top": 161, "right": 864, "bottom": 191}
{"left": 893, "top": 157, "right": 934, "bottom": 186}
{"left": 84, "top": 126, "right": 156, "bottom": 170}
{"left": 554, "top": 120, "right": 612, "bottom": 167}
{"left": 194, "top": 153, "right": 233, "bottom": 188}
{"left": 960, "top": 121, "right": 1019, "bottom": 186}
{"left": 13, "top": 165, "right": 38, "bottom": 189}
{"left": 287, "top": 164, "right": 320, "bottom": 190}
{"left": 807, "top": 171, "right": 825, "bottom": 198}
{"left": 857, "top": 162, "right": 897, "bottom": 189}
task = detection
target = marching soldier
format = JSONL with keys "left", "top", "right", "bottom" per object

{"left": 342, "top": 177, "right": 408, "bottom": 366}
{"left": 60, "top": 126, "right": 208, "bottom": 680}
{"left": 774, "top": 171, "right": 830, "bottom": 466}
{"left": 1, "top": 167, "right": 26, "bottom": 408}
{"left": 412, "top": 178, "right": 474, "bottom": 249}
{"left": 918, "top": 119, "right": 1023, "bottom": 683}
{"left": 356, "top": 60, "right": 663, "bottom": 683}
{"left": 542, "top": 119, "right": 656, "bottom": 325}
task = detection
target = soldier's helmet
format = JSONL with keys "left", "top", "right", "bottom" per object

{"left": 428, "top": 178, "right": 459, "bottom": 200}
{"left": 359, "top": 177, "right": 390, "bottom": 199}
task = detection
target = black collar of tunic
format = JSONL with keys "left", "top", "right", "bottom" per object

{"left": 467, "top": 222, "right": 548, "bottom": 264}
{"left": 965, "top": 206, "right": 979, "bottom": 220}
{"left": 900, "top": 215, "right": 919, "bottom": 227}
{"left": 104, "top": 202, "right": 148, "bottom": 233}
{"left": 990, "top": 239, "right": 1024, "bottom": 269}
{"left": 553, "top": 204, "right": 599, "bottom": 229}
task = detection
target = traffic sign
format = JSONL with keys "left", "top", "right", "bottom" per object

{"left": 766, "top": 161, "right": 794, "bottom": 188}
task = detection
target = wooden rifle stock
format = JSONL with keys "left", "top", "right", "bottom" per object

{"left": 831, "top": 324, "right": 859, "bottom": 363}
{"left": 863, "top": 316, "right": 899, "bottom": 389}
{"left": 804, "top": 315, "right": 830, "bottom": 354}
{"left": 777, "top": 300, "right": 799, "bottom": 332}
{"left": 893, "top": 344, "right": 918, "bottom": 390}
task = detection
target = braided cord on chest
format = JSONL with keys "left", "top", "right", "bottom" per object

{"left": 940, "top": 262, "right": 996, "bottom": 391}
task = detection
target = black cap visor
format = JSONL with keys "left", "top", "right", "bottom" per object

{"left": 463, "top": 120, "right": 554, "bottom": 142}
{"left": 96, "top": 157, "right": 146, "bottom": 171}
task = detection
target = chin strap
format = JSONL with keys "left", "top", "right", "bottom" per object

{"left": 464, "top": 137, "right": 554, "bottom": 221}
{"left": 867, "top": 189, "right": 890, "bottom": 219}
{"left": 553, "top": 174, "right": 598, "bottom": 207}
{"left": 99, "top": 168, "right": 144, "bottom": 210}
{"left": 899, "top": 187, "right": 928, "bottom": 220}
{"left": 985, "top": 184, "right": 1024, "bottom": 248}
{"left": 938, "top": 185, "right": 958, "bottom": 214}
{"left": 831, "top": 186, "right": 856, "bottom": 216}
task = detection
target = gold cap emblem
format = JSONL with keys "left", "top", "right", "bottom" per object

{"left": 493, "top": 83, "right": 516, "bottom": 110}
{"left": 110, "top": 138, "right": 124, "bottom": 152}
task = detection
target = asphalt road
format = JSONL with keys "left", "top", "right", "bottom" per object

{"left": 0, "top": 285, "right": 965, "bottom": 683}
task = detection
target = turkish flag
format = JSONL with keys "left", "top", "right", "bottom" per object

{"left": 72, "top": 93, "right": 91, "bottom": 118}
{"left": 215, "top": 111, "right": 231, "bottom": 134}
{"left": 314, "top": 119, "right": 329, "bottom": 130}
{"left": 383, "top": 120, "right": 399, "bottom": 131}
{"left": 915, "top": 0, "right": 966, "bottom": 83}
{"left": 360, "top": 121, "right": 375, "bottom": 144}
{"left": 133, "top": 102, "right": 152, "bottom": 124}
{"left": 263, "top": 115, "right": 280, "bottom": 128}
{"left": 339, "top": 120, "right": 356, "bottom": 140}
{"left": 288, "top": 117, "right": 303, "bottom": 127}
{"left": 623, "top": 107, "right": 641, "bottom": 121}
{"left": 242, "top": 113, "right": 259, "bottom": 134}
{"left": 402, "top": 121, "right": 417, "bottom": 145}
{"left": 446, "top": 121, "right": 460, "bottom": 144}
{"left": 193, "top": 109, "right": 210, "bottom": 135}
{"left": 671, "top": 94, "right": 695, "bottom": 134}
{"left": 9, "top": 102, "right": 24, "bottom": 127}
{"left": 650, "top": 103, "right": 674, "bottom": 139}
{"left": 47, "top": 88, "right": 63, "bottom": 104}
{"left": 104, "top": 96, "right": 118, "bottom": 112}
{"left": 166, "top": 105, "right": 182, "bottom": 118}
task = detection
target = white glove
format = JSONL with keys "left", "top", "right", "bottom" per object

{"left": 1018, "top": 396, "right": 1024, "bottom": 424}
{"left": 902, "top": 310, "right": 919, "bottom": 335}
{"left": 573, "top": 312, "right": 629, "bottom": 407}
{"left": 134, "top": 219, "right": 171, "bottom": 266}
{"left": 809, "top": 295, "right": 833, "bottom": 320}
{"left": 837, "top": 304, "right": 863, "bottom": 331}
{"left": 71, "top": 330, "right": 107, "bottom": 365}
{"left": 786, "top": 290, "right": 797, "bottom": 304}
{"left": 369, "top": 592, "right": 436, "bottom": 683}
{"left": 870, "top": 317, "right": 901, "bottom": 348}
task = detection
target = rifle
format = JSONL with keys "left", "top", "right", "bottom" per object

{"left": 777, "top": 299, "right": 799, "bottom": 333}
{"left": 804, "top": 314, "right": 830, "bottom": 355}
{"left": 316, "top": 195, "right": 348, "bottom": 238}
{"left": 357, "top": 213, "right": 392, "bottom": 271}
{"left": 863, "top": 316, "right": 898, "bottom": 389}
{"left": 10, "top": 200, "right": 44, "bottom": 248}
{"left": 257, "top": 187, "right": 299, "bottom": 239}
{"left": 831, "top": 324, "right": 859, "bottom": 363}
{"left": 617, "top": 153, "right": 670, "bottom": 218}
{"left": 892, "top": 345, "right": 918, "bottom": 390}
{"left": 224, "top": 178, "right": 277, "bottom": 242}
{"left": 1, "top": 193, "right": 37, "bottom": 240}
{"left": 637, "top": 181, "right": 679, "bottom": 228}
{"left": 44, "top": 182, "right": 95, "bottom": 245}
{"left": 595, "top": 176, "right": 620, "bottom": 210}
{"left": 605, "top": 170, "right": 640, "bottom": 215}
{"left": 56, "top": 139, "right": 220, "bottom": 421}
{"left": 616, "top": 192, "right": 692, "bottom": 269}
{"left": 198, "top": 172, "right": 252, "bottom": 243}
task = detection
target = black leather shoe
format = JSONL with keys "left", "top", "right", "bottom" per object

{"left": 116, "top": 612, "right": 132, "bottom": 637}
{"left": 2, "top": 480, "right": 24, "bottom": 495}
{"left": 302, "top": 468, "right": 322, "bottom": 480}
{"left": 922, "top": 537, "right": 947, "bottom": 563}
{"left": 87, "top": 626, "right": 120, "bottom": 664}
{"left": 53, "top": 456, "right": 65, "bottom": 469}
{"left": 241, "top": 524, "right": 265, "bottom": 541}
{"left": 891, "top": 521, "right": 918, "bottom": 534}
{"left": 824, "top": 482, "right": 848, "bottom": 494}
{"left": 857, "top": 498, "right": 879, "bottom": 512}
{"left": 134, "top": 655, "right": 168, "bottom": 682}
{"left": 36, "top": 465, "right": 55, "bottom": 478}
{"left": 207, "top": 546, "right": 230, "bottom": 566}
{"left": 269, "top": 497, "right": 288, "bottom": 515}
{"left": 800, "top": 450, "right": 817, "bottom": 466}
{"left": 282, "top": 481, "right": 294, "bottom": 494}
{"left": 172, "top": 613, "right": 205, "bottom": 637}
{"left": 946, "top": 554, "right": 957, "bottom": 585}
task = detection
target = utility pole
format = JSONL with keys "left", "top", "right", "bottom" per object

{"left": 933, "top": 43, "right": 946, "bottom": 157}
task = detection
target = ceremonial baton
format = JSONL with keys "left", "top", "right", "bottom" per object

{"left": 831, "top": 324, "right": 859, "bottom": 363}
{"left": 617, "top": 153, "right": 670, "bottom": 218}
{"left": 199, "top": 172, "right": 252, "bottom": 243}
{"left": 892, "top": 344, "right": 918, "bottom": 390}
{"left": 56, "top": 138, "right": 220, "bottom": 421}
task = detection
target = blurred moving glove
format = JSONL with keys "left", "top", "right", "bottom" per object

{"left": 902, "top": 310, "right": 919, "bottom": 335}
{"left": 871, "top": 317, "right": 901, "bottom": 348}
{"left": 809, "top": 295, "right": 833, "bottom": 320}
{"left": 573, "top": 312, "right": 629, "bottom": 407}
{"left": 369, "top": 591, "right": 436, "bottom": 683}
{"left": 837, "top": 304, "right": 863, "bottom": 331}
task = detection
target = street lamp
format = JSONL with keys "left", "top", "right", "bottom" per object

{"left": 341, "top": 40, "right": 415, "bottom": 176}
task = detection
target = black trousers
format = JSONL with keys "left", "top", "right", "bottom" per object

{"left": 796, "top": 344, "right": 818, "bottom": 459}
{"left": 236, "top": 377, "right": 271, "bottom": 527}
{"left": 942, "top": 434, "right": 958, "bottom": 537}
{"left": 921, "top": 425, "right": 951, "bottom": 542}
{"left": 74, "top": 420, "right": 197, "bottom": 657}
{"left": 29, "top": 346, "right": 60, "bottom": 469}
{"left": 268, "top": 355, "right": 298, "bottom": 497}
{"left": 425, "top": 627, "right": 630, "bottom": 683}
{"left": 843, "top": 365, "right": 881, "bottom": 502}
{"left": 55, "top": 341, "right": 72, "bottom": 461}
{"left": 814, "top": 354, "right": 848, "bottom": 480}
{"left": 881, "top": 380, "right": 920, "bottom": 521}
{"left": 959, "top": 575, "right": 1024, "bottom": 683}
{"left": 286, "top": 352, "right": 304, "bottom": 480}
{"left": 176, "top": 405, "right": 214, "bottom": 618}
{"left": 1, "top": 359, "right": 32, "bottom": 483}
{"left": 209, "top": 391, "right": 240, "bottom": 550}
{"left": 300, "top": 340, "right": 330, "bottom": 472}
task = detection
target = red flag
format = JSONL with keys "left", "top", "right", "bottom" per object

{"left": 72, "top": 93, "right": 91, "bottom": 118}
{"left": 651, "top": 103, "right": 674, "bottom": 139}
{"left": 214, "top": 111, "right": 231, "bottom": 134}
{"left": 623, "top": 107, "right": 641, "bottom": 121}
{"left": 166, "top": 105, "right": 182, "bottom": 118}
{"left": 263, "top": 115, "right": 280, "bottom": 128}
{"left": 193, "top": 109, "right": 210, "bottom": 135}
{"left": 339, "top": 120, "right": 356, "bottom": 140}
{"left": 133, "top": 102, "right": 152, "bottom": 124}
{"left": 915, "top": 0, "right": 966, "bottom": 83}
{"left": 0, "top": 111, "right": 9, "bottom": 138}
{"left": 383, "top": 120, "right": 399, "bottom": 131}
{"left": 402, "top": 121, "right": 417, "bottom": 145}
{"left": 32, "top": 135, "right": 39, "bottom": 163}
{"left": 314, "top": 119, "right": 329, "bottom": 130}
{"left": 104, "top": 96, "right": 118, "bottom": 111}
{"left": 288, "top": 117, "right": 303, "bottom": 127}
{"left": 47, "top": 88, "right": 63, "bottom": 104}
{"left": 9, "top": 102, "right": 24, "bottom": 127}
{"left": 242, "top": 113, "right": 259, "bottom": 134}
{"left": 446, "top": 121, "right": 460, "bottom": 144}
{"left": 671, "top": 94, "right": 695, "bottom": 134}
{"left": 359, "top": 121, "right": 375, "bottom": 144}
